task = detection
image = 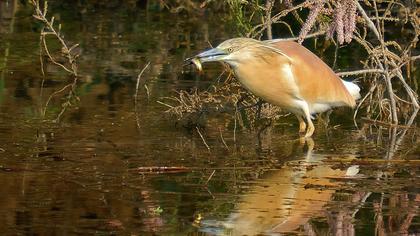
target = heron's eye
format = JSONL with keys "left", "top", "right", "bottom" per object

{"left": 228, "top": 48, "right": 234, "bottom": 53}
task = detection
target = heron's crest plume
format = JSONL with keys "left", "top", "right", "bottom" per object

{"left": 217, "top": 38, "right": 292, "bottom": 61}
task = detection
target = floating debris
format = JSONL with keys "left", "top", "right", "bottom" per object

{"left": 132, "top": 166, "right": 190, "bottom": 174}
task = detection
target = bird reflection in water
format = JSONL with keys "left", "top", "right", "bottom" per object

{"left": 201, "top": 138, "right": 360, "bottom": 236}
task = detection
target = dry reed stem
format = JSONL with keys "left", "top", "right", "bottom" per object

{"left": 264, "top": 0, "right": 275, "bottom": 40}
{"left": 134, "top": 62, "right": 151, "bottom": 129}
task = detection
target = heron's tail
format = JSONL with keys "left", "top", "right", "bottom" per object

{"left": 341, "top": 79, "right": 361, "bottom": 101}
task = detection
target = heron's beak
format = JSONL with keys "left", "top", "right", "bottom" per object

{"left": 196, "top": 48, "right": 227, "bottom": 62}
{"left": 184, "top": 48, "right": 227, "bottom": 72}
{"left": 184, "top": 47, "right": 227, "bottom": 64}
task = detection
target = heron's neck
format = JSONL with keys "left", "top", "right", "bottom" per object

{"left": 223, "top": 51, "right": 255, "bottom": 69}
{"left": 224, "top": 60, "right": 240, "bottom": 69}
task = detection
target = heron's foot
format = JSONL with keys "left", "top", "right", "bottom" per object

{"left": 299, "top": 120, "right": 307, "bottom": 133}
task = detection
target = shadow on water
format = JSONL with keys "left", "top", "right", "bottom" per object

{"left": 0, "top": 1, "right": 419, "bottom": 235}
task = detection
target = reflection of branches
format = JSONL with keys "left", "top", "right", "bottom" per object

{"left": 374, "top": 195, "right": 385, "bottom": 236}
{"left": 374, "top": 193, "right": 419, "bottom": 236}
{"left": 325, "top": 191, "right": 372, "bottom": 236}
{"left": 30, "top": 0, "right": 80, "bottom": 121}
{"left": 325, "top": 191, "right": 418, "bottom": 236}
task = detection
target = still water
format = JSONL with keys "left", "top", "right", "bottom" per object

{"left": 0, "top": 1, "right": 419, "bottom": 235}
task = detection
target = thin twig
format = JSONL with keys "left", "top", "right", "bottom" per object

{"left": 361, "top": 117, "right": 415, "bottom": 129}
{"left": 249, "top": 1, "right": 312, "bottom": 38}
{"left": 219, "top": 128, "right": 229, "bottom": 150}
{"left": 41, "top": 33, "right": 74, "bottom": 74}
{"left": 205, "top": 170, "right": 216, "bottom": 185}
{"left": 354, "top": 84, "right": 377, "bottom": 127}
{"left": 157, "top": 100, "right": 175, "bottom": 109}
{"left": 234, "top": 105, "right": 238, "bottom": 143}
{"left": 337, "top": 69, "right": 385, "bottom": 77}
{"left": 42, "top": 83, "right": 73, "bottom": 117}
{"left": 134, "top": 62, "right": 151, "bottom": 129}
{"left": 267, "top": 31, "right": 326, "bottom": 42}
{"left": 356, "top": 1, "right": 381, "bottom": 40}
{"left": 196, "top": 126, "right": 210, "bottom": 151}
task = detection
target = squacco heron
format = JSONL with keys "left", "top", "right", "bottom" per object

{"left": 188, "top": 38, "right": 360, "bottom": 137}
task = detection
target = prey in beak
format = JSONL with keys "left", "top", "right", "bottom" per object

{"left": 184, "top": 47, "right": 227, "bottom": 72}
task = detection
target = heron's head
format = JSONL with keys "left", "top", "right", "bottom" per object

{"left": 190, "top": 38, "right": 262, "bottom": 65}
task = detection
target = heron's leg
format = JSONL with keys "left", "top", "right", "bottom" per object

{"left": 295, "top": 100, "right": 315, "bottom": 138}
{"left": 295, "top": 114, "right": 306, "bottom": 133}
